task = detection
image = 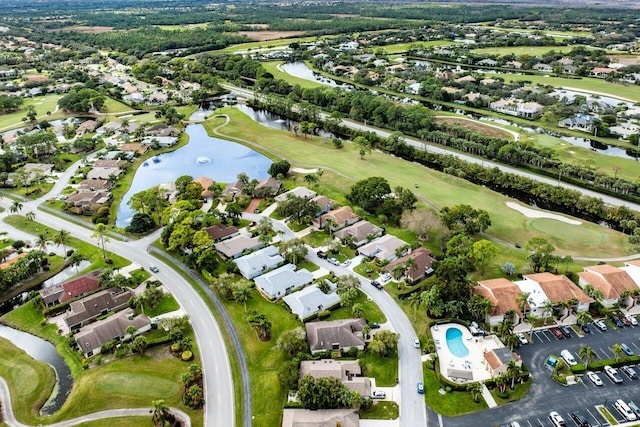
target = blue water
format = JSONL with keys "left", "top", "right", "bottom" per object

{"left": 445, "top": 327, "right": 469, "bottom": 358}
{"left": 116, "top": 124, "right": 271, "bottom": 227}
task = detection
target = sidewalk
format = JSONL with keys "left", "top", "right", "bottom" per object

{"left": 481, "top": 383, "right": 498, "bottom": 408}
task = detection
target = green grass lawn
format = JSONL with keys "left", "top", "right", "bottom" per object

{"left": 479, "top": 25, "right": 593, "bottom": 39}
{"left": 472, "top": 45, "right": 592, "bottom": 57}
{"left": 489, "top": 380, "right": 532, "bottom": 405}
{"left": 4, "top": 215, "right": 131, "bottom": 270}
{"left": 210, "top": 36, "right": 318, "bottom": 55}
{"left": 1, "top": 301, "right": 203, "bottom": 426}
{"left": 302, "top": 230, "right": 331, "bottom": 248}
{"left": 208, "top": 108, "right": 633, "bottom": 258}
{"left": 0, "top": 94, "right": 61, "bottom": 131}
{"left": 261, "top": 61, "right": 324, "bottom": 89}
{"left": 362, "top": 351, "right": 398, "bottom": 386}
{"left": 296, "top": 260, "right": 319, "bottom": 272}
{"left": 382, "top": 40, "right": 462, "bottom": 54}
{"left": 144, "top": 294, "right": 180, "bottom": 317}
{"left": 102, "top": 97, "right": 136, "bottom": 114}
{"left": 327, "top": 289, "right": 386, "bottom": 324}
{"left": 0, "top": 337, "right": 55, "bottom": 422}
{"left": 423, "top": 363, "right": 488, "bottom": 415}
{"left": 74, "top": 417, "right": 151, "bottom": 426}
{"left": 483, "top": 72, "right": 640, "bottom": 102}
{"left": 360, "top": 401, "right": 399, "bottom": 419}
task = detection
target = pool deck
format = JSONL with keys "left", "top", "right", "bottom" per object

{"left": 431, "top": 323, "right": 504, "bottom": 384}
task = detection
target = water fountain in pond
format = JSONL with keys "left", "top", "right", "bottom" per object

{"left": 195, "top": 156, "right": 212, "bottom": 165}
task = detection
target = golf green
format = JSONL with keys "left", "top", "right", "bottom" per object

{"left": 529, "top": 218, "right": 606, "bottom": 244}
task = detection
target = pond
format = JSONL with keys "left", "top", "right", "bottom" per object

{"left": 42, "top": 260, "right": 91, "bottom": 288}
{"left": 234, "top": 104, "right": 336, "bottom": 139}
{"left": 116, "top": 124, "right": 272, "bottom": 227}
{"left": 559, "top": 136, "right": 639, "bottom": 160}
{"left": 280, "top": 62, "right": 344, "bottom": 88}
{"left": 0, "top": 324, "right": 72, "bottom": 415}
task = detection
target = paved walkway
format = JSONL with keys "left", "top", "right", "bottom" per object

{"left": 0, "top": 377, "right": 190, "bottom": 427}
{"left": 480, "top": 384, "right": 497, "bottom": 408}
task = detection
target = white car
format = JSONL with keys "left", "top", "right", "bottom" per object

{"left": 627, "top": 314, "right": 638, "bottom": 326}
{"left": 371, "top": 390, "right": 386, "bottom": 399}
{"left": 381, "top": 273, "right": 392, "bottom": 282}
{"left": 516, "top": 333, "right": 528, "bottom": 345}
{"left": 594, "top": 319, "right": 607, "bottom": 331}
{"left": 413, "top": 337, "right": 421, "bottom": 348}
{"left": 548, "top": 411, "right": 566, "bottom": 427}
{"left": 149, "top": 265, "right": 159, "bottom": 273}
{"left": 342, "top": 260, "right": 352, "bottom": 267}
{"left": 328, "top": 257, "right": 340, "bottom": 266}
{"left": 587, "top": 371, "right": 603, "bottom": 386}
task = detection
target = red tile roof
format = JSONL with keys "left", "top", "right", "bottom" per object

{"left": 60, "top": 275, "right": 101, "bottom": 303}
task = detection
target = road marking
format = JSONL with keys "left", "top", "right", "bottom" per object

{"left": 586, "top": 408, "right": 601, "bottom": 426}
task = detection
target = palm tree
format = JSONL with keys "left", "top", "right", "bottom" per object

{"left": 151, "top": 399, "right": 170, "bottom": 427}
{"left": 505, "top": 333, "right": 520, "bottom": 351}
{"left": 54, "top": 229, "right": 71, "bottom": 257}
{"left": 9, "top": 201, "right": 22, "bottom": 214}
{"left": 92, "top": 223, "right": 110, "bottom": 260}
{"left": 25, "top": 211, "right": 35, "bottom": 221}
{"left": 403, "top": 257, "right": 418, "bottom": 282}
{"left": 467, "top": 382, "right": 483, "bottom": 403}
{"left": 35, "top": 232, "right": 49, "bottom": 252}
{"left": 233, "top": 282, "right": 252, "bottom": 317}
{"left": 407, "top": 292, "right": 422, "bottom": 322}
{"left": 506, "top": 360, "right": 522, "bottom": 389}
{"left": 541, "top": 300, "right": 555, "bottom": 325}
{"left": 516, "top": 291, "right": 534, "bottom": 324}
{"left": 579, "top": 346, "right": 597, "bottom": 368}
{"left": 525, "top": 314, "right": 539, "bottom": 333}
{"left": 576, "top": 311, "right": 592, "bottom": 329}
{"left": 68, "top": 252, "right": 85, "bottom": 275}
{"left": 611, "top": 343, "right": 624, "bottom": 361}
{"left": 495, "top": 375, "right": 507, "bottom": 393}
{"left": 497, "top": 317, "right": 514, "bottom": 340}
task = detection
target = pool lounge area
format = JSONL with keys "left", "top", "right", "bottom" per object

{"left": 431, "top": 323, "right": 511, "bottom": 384}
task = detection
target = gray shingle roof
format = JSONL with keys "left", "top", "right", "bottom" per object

{"left": 254, "top": 264, "right": 313, "bottom": 299}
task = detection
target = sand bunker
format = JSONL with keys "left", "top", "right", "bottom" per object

{"left": 292, "top": 168, "right": 321, "bottom": 174}
{"left": 506, "top": 202, "right": 581, "bottom": 225}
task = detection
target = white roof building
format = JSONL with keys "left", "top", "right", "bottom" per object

{"left": 254, "top": 264, "right": 313, "bottom": 300}
{"left": 283, "top": 282, "right": 341, "bottom": 320}
{"left": 234, "top": 245, "right": 285, "bottom": 279}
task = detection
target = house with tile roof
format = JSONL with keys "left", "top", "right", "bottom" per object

{"left": 64, "top": 288, "right": 134, "bottom": 330}
{"left": 472, "top": 278, "right": 523, "bottom": 326}
{"left": 299, "top": 359, "right": 371, "bottom": 397}
{"left": 334, "top": 221, "right": 383, "bottom": 247}
{"left": 385, "top": 247, "right": 435, "bottom": 283}
{"left": 522, "top": 273, "right": 592, "bottom": 315}
{"left": 193, "top": 176, "right": 215, "bottom": 200}
{"left": 358, "top": 234, "right": 407, "bottom": 261}
{"left": 221, "top": 180, "right": 247, "bottom": 198}
{"left": 214, "top": 235, "right": 263, "bottom": 259}
{"left": 39, "top": 270, "right": 102, "bottom": 307}
{"left": 234, "top": 245, "right": 285, "bottom": 279}
{"left": 75, "top": 308, "right": 151, "bottom": 357}
{"left": 306, "top": 318, "right": 367, "bottom": 354}
{"left": 275, "top": 186, "right": 317, "bottom": 203}
{"left": 483, "top": 348, "right": 522, "bottom": 378}
{"left": 578, "top": 264, "right": 638, "bottom": 307}
{"left": 254, "top": 264, "right": 313, "bottom": 300}
{"left": 316, "top": 206, "right": 359, "bottom": 230}
{"left": 282, "top": 409, "right": 359, "bottom": 427}
{"left": 205, "top": 223, "right": 239, "bottom": 242}
{"left": 283, "top": 282, "right": 341, "bottom": 321}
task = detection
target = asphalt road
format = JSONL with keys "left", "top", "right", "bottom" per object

{"left": 306, "top": 251, "right": 428, "bottom": 427}
{"left": 0, "top": 199, "right": 234, "bottom": 427}
{"left": 445, "top": 322, "right": 640, "bottom": 427}
{"left": 223, "top": 83, "right": 640, "bottom": 212}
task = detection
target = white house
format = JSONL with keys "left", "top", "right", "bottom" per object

{"left": 234, "top": 245, "right": 285, "bottom": 279}
{"left": 283, "top": 282, "right": 341, "bottom": 321}
{"left": 254, "top": 264, "right": 313, "bottom": 300}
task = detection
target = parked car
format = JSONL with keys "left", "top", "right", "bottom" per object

{"left": 549, "top": 411, "right": 566, "bottom": 427}
{"left": 628, "top": 401, "right": 640, "bottom": 418}
{"left": 417, "top": 382, "right": 424, "bottom": 394}
{"left": 149, "top": 265, "right": 159, "bottom": 273}
{"left": 316, "top": 250, "right": 328, "bottom": 259}
{"left": 622, "top": 343, "right": 635, "bottom": 356}
{"left": 570, "top": 411, "right": 591, "bottom": 427}
{"left": 516, "top": 333, "right": 528, "bottom": 345}
{"left": 328, "top": 257, "right": 340, "bottom": 266}
{"left": 627, "top": 314, "right": 638, "bottom": 326}
{"left": 594, "top": 319, "right": 607, "bottom": 331}
{"left": 561, "top": 325, "right": 572, "bottom": 338}
{"left": 612, "top": 316, "right": 625, "bottom": 328}
{"left": 342, "top": 259, "right": 352, "bottom": 267}
{"left": 381, "top": 273, "right": 392, "bottom": 282}
{"left": 371, "top": 390, "right": 386, "bottom": 399}
{"left": 614, "top": 399, "right": 637, "bottom": 421}
{"left": 413, "top": 337, "right": 421, "bottom": 348}
{"left": 604, "top": 365, "right": 623, "bottom": 384}
{"left": 581, "top": 323, "right": 592, "bottom": 334}
{"left": 587, "top": 371, "right": 603, "bottom": 386}
{"left": 370, "top": 322, "right": 381, "bottom": 329}
{"left": 621, "top": 316, "right": 631, "bottom": 327}
{"left": 549, "top": 327, "right": 564, "bottom": 339}
{"left": 621, "top": 365, "right": 638, "bottom": 379}
{"left": 370, "top": 280, "right": 382, "bottom": 289}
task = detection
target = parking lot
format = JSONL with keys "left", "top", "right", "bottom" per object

{"left": 443, "top": 320, "right": 640, "bottom": 427}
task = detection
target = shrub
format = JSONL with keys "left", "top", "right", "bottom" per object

{"left": 66, "top": 249, "right": 75, "bottom": 257}
{"left": 318, "top": 310, "right": 331, "bottom": 320}
{"left": 11, "top": 240, "right": 25, "bottom": 250}
{"left": 445, "top": 386, "right": 452, "bottom": 393}
{"left": 171, "top": 343, "right": 181, "bottom": 353}
{"left": 181, "top": 350, "right": 193, "bottom": 361}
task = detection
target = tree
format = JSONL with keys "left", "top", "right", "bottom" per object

{"left": 278, "top": 360, "right": 300, "bottom": 391}
{"left": 58, "top": 87, "right": 106, "bottom": 113}
{"left": 407, "top": 292, "right": 422, "bottom": 322}
{"left": 92, "top": 223, "right": 110, "bottom": 260}
{"left": 267, "top": 160, "right": 290, "bottom": 177}
{"left": 184, "top": 384, "right": 204, "bottom": 409}
{"left": 297, "top": 375, "right": 359, "bottom": 410}
{"left": 525, "top": 237, "right": 557, "bottom": 273}
{"left": 347, "top": 176, "right": 391, "bottom": 213}
{"left": 131, "top": 335, "right": 147, "bottom": 355}
{"left": 53, "top": 229, "right": 71, "bottom": 256}
{"left": 541, "top": 300, "right": 555, "bottom": 325}
{"left": 232, "top": 281, "right": 252, "bottom": 317}
{"left": 279, "top": 238, "right": 308, "bottom": 265}
{"left": 611, "top": 343, "right": 624, "bottom": 361}
{"left": 400, "top": 209, "right": 442, "bottom": 241}
{"left": 152, "top": 399, "right": 170, "bottom": 427}
{"left": 144, "top": 283, "right": 164, "bottom": 309}
{"left": 576, "top": 311, "right": 592, "bottom": 329}
{"left": 126, "top": 213, "right": 156, "bottom": 234}
{"left": 467, "top": 294, "right": 493, "bottom": 323}
{"left": 506, "top": 360, "right": 522, "bottom": 389}
{"left": 68, "top": 252, "right": 85, "bottom": 274}
{"left": 25, "top": 211, "right": 35, "bottom": 221}
{"left": 277, "top": 327, "right": 308, "bottom": 358}
{"left": 35, "top": 232, "right": 50, "bottom": 252}
{"left": 303, "top": 174, "right": 319, "bottom": 187}
{"left": 501, "top": 262, "right": 517, "bottom": 276}
{"left": 467, "top": 382, "right": 482, "bottom": 403}
{"left": 579, "top": 345, "right": 597, "bottom": 368}
{"left": 472, "top": 240, "right": 498, "bottom": 274}
{"left": 440, "top": 204, "right": 491, "bottom": 235}
{"left": 369, "top": 329, "right": 399, "bottom": 358}
{"left": 516, "top": 291, "right": 534, "bottom": 322}
{"left": 9, "top": 201, "right": 22, "bottom": 214}
{"left": 249, "top": 313, "right": 272, "bottom": 341}
{"left": 353, "top": 136, "right": 371, "bottom": 159}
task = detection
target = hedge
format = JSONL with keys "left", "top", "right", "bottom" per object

{"left": 571, "top": 355, "right": 640, "bottom": 373}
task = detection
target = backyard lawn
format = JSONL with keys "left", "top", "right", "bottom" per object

{"left": 423, "top": 363, "right": 488, "bottom": 415}
{"left": 208, "top": 108, "right": 633, "bottom": 258}
{"left": 0, "top": 94, "right": 61, "bottom": 131}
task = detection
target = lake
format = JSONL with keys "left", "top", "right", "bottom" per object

{"left": 116, "top": 124, "right": 271, "bottom": 227}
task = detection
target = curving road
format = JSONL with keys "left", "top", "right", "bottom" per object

{"left": 0, "top": 169, "right": 236, "bottom": 426}
{"left": 222, "top": 83, "right": 640, "bottom": 212}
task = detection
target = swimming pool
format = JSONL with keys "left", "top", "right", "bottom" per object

{"left": 445, "top": 327, "right": 469, "bottom": 358}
